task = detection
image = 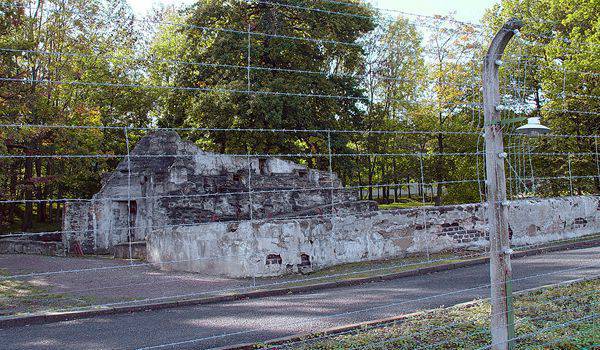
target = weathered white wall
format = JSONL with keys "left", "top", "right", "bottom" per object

{"left": 62, "top": 131, "right": 355, "bottom": 255}
{"left": 62, "top": 201, "right": 93, "bottom": 252}
{"left": 63, "top": 176, "right": 155, "bottom": 254}
{"left": 508, "top": 196, "right": 599, "bottom": 245}
{"left": 147, "top": 196, "right": 599, "bottom": 278}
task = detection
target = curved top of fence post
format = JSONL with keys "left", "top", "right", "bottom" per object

{"left": 483, "top": 18, "right": 524, "bottom": 125}
{"left": 485, "top": 18, "right": 523, "bottom": 65}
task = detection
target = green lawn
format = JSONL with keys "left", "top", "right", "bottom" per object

{"left": 271, "top": 279, "right": 599, "bottom": 350}
{"left": 378, "top": 200, "right": 434, "bottom": 210}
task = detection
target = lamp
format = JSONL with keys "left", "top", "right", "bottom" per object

{"left": 515, "top": 117, "right": 551, "bottom": 135}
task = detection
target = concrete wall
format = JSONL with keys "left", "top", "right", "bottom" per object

{"left": 147, "top": 196, "right": 600, "bottom": 278}
{"left": 113, "top": 242, "right": 147, "bottom": 260}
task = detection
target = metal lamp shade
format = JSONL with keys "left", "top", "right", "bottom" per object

{"left": 515, "top": 117, "right": 551, "bottom": 135}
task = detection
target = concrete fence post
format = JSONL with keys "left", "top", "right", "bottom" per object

{"left": 483, "top": 18, "right": 523, "bottom": 350}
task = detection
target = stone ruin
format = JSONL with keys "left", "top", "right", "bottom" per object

{"left": 53, "top": 131, "right": 600, "bottom": 278}
{"left": 62, "top": 130, "right": 375, "bottom": 256}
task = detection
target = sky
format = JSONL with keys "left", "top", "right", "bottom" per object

{"left": 127, "top": 0, "right": 499, "bottom": 24}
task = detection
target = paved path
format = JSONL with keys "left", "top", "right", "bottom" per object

{"left": 0, "top": 255, "right": 245, "bottom": 316}
{"left": 1, "top": 246, "right": 598, "bottom": 350}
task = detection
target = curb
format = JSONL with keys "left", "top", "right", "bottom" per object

{"left": 1, "top": 238, "right": 598, "bottom": 329}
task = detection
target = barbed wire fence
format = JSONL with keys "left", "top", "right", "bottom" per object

{"left": 0, "top": 1, "right": 599, "bottom": 349}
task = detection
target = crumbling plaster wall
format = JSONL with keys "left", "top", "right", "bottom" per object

{"left": 62, "top": 130, "right": 358, "bottom": 254}
{"left": 147, "top": 195, "right": 599, "bottom": 278}
{"left": 508, "top": 196, "right": 599, "bottom": 245}
{"left": 63, "top": 174, "right": 154, "bottom": 254}
{"left": 62, "top": 201, "right": 93, "bottom": 252}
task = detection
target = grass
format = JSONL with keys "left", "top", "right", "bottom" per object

{"left": 0, "top": 268, "right": 99, "bottom": 317}
{"left": 275, "top": 252, "right": 470, "bottom": 289}
{"left": 269, "top": 279, "right": 600, "bottom": 350}
{"left": 378, "top": 200, "right": 434, "bottom": 210}
{"left": 514, "top": 233, "right": 600, "bottom": 252}
{"left": 0, "top": 220, "right": 61, "bottom": 235}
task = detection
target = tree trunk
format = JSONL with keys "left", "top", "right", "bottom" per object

{"left": 55, "top": 186, "right": 63, "bottom": 224}
{"left": 381, "top": 162, "right": 388, "bottom": 202}
{"left": 35, "top": 158, "right": 46, "bottom": 223}
{"left": 368, "top": 157, "right": 374, "bottom": 201}
{"left": 8, "top": 160, "right": 18, "bottom": 225}
{"left": 392, "top": 159, "right": 398, "bottom": 202}
{"left": 357, "top": 166, "right": 363, "bottom": 200}
{"left": 354, "top": 143, "right": 363, "bottom": 199}
{"left": 0, "top": 204, "right": 5, "bottom": 230}
{"left": 435, "top": 133, "right": 444, "bottom": 206}
{"left": 47, "top": 160, "right": 54, "bottom": 223}
{"left": 55, "top": 202, "right": 62, "bottom": 224}
{"left": 22, "top": 156, "right": 34, "bottom": 231}
{"left": 48, "top": 201, "right": 54, "bottom": 224}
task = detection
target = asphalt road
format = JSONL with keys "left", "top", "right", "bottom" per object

{"left": 2, "top": 246, "right": 598, "bottom": 350}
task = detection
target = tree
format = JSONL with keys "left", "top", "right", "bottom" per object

{"left": 353, "top": 15, "right": 426, "bottom": 201}
{"left": 420, "top": 17, "right": 482, "bottom": 205}
{"left": 151, "top": 0, "right": 376, "bottom": 160}
{"left": 0, "top": 0, "right": 152, "bottom": 232}
{"left": 483, "top": 0, "right": 600, "bottom": 197}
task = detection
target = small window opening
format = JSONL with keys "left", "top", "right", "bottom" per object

{"left": 299, "top": 253, "right": 311, "bottom": 267}
{"left": 233, "top": 174, "right": 241, "bottom": 182}
{"left": 266, "top": 254, "right": 282, "bottom": 265}
{"left": 298, "top": 170, "right": 308, "bottom": 178}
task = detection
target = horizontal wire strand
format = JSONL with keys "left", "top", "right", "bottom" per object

{"left": 0, "top": 0, "right": 486, "bottom": 50}
{"left": 0, "top": 252, "right": 488, "bottom": 315}
{"left": 9, "top": 236, "right": 600, "bottom": 309}
{"left": 131, "top": 260, "right": 600, "bottom": 349}
{"left": 271, "top": 284, "right": 600, "bottom": 349}
{"left": 0, "top": 76, "right": 485, "bottom": 108}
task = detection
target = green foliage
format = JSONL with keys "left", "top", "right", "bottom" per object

{"left": 151, "top": 0, "right": 375, "bottom": 157}
{"left": 1, "top": 0, "right": 599, "bottom": 231}
{"left": 483, "top": 0, "right": 600, "bottom": 197}
{"left": 0, "top": 0, "right": 152, "bottom": 230}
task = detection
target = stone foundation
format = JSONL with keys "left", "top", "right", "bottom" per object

{"left": 147, "top": 196, "right": 600, "bottom": 278}
{"left": 0, "top": 238, "right": 65, "bottom": 256}
{"left": 113, "top": 241, "right": 147, "bottom": 260}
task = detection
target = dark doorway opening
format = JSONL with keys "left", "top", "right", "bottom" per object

{"left": 259, "top": 158, "right": 268, "bottom": 175}
{"left": 113, "top": 200, "right": 138, "bottom": 242}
